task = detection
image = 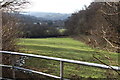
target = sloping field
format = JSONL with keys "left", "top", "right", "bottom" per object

{"left": 18, "top": 38, "right": 119, "bottom": 78}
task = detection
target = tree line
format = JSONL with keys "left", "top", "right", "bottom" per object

{"left": 18, "top": 14, "right": 67, "bottom": 38}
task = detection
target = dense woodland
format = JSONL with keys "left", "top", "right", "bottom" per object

{"left": 65, "top": 2, "right": 120, "bottom": 53}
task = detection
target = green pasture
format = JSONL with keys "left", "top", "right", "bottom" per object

{"left": 18, "top": 38, "right": 119, "bottom": 78}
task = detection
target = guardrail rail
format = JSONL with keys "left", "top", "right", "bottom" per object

{"left": 0, "top": 51, "right": 120, "bottom": 80}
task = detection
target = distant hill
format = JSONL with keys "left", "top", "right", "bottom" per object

{"left": 21, "top": 12, "right": 71, "bottom": 21}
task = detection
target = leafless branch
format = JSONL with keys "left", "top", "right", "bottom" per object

{"left": 0, "top": 0, "right": 30, "bottom": 11}
{"left": 93, "top": 53, "right": 120, "bottom": 75}
{"left": 101, "top": 10, "right": 120, "bottom": 16}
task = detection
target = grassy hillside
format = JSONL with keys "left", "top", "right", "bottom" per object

{"left": 18, "top": 38, "right": 119, "bottom": 78}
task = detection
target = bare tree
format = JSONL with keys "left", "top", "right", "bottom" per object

{"left": 0, "top": 0, "right": 29, "bottom": 11}
{"left": 101, "top": 2, "right": 120, "bottom": 52}
{"left": 0, "top": 0, "right": 29, "bottom": 78}
{"left": 0, "top": 0, "right": 29, "bottom": 51}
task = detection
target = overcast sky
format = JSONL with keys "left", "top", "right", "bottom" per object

{"left": 24, "top": 0, "right": 93, "bottom": 13}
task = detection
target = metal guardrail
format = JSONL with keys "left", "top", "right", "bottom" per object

{"left": 0, "top": 51, "right": 120, "bottom": 80}
{"left": 0, "top": 64, "right": 61, "bottom": 79}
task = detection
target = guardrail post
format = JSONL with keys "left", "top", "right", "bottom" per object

{"left": 12, "top": 54, "right": 15, "bottom": 79}
{"left": 60, "top": 61, "right": 64, "bottom": 80}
